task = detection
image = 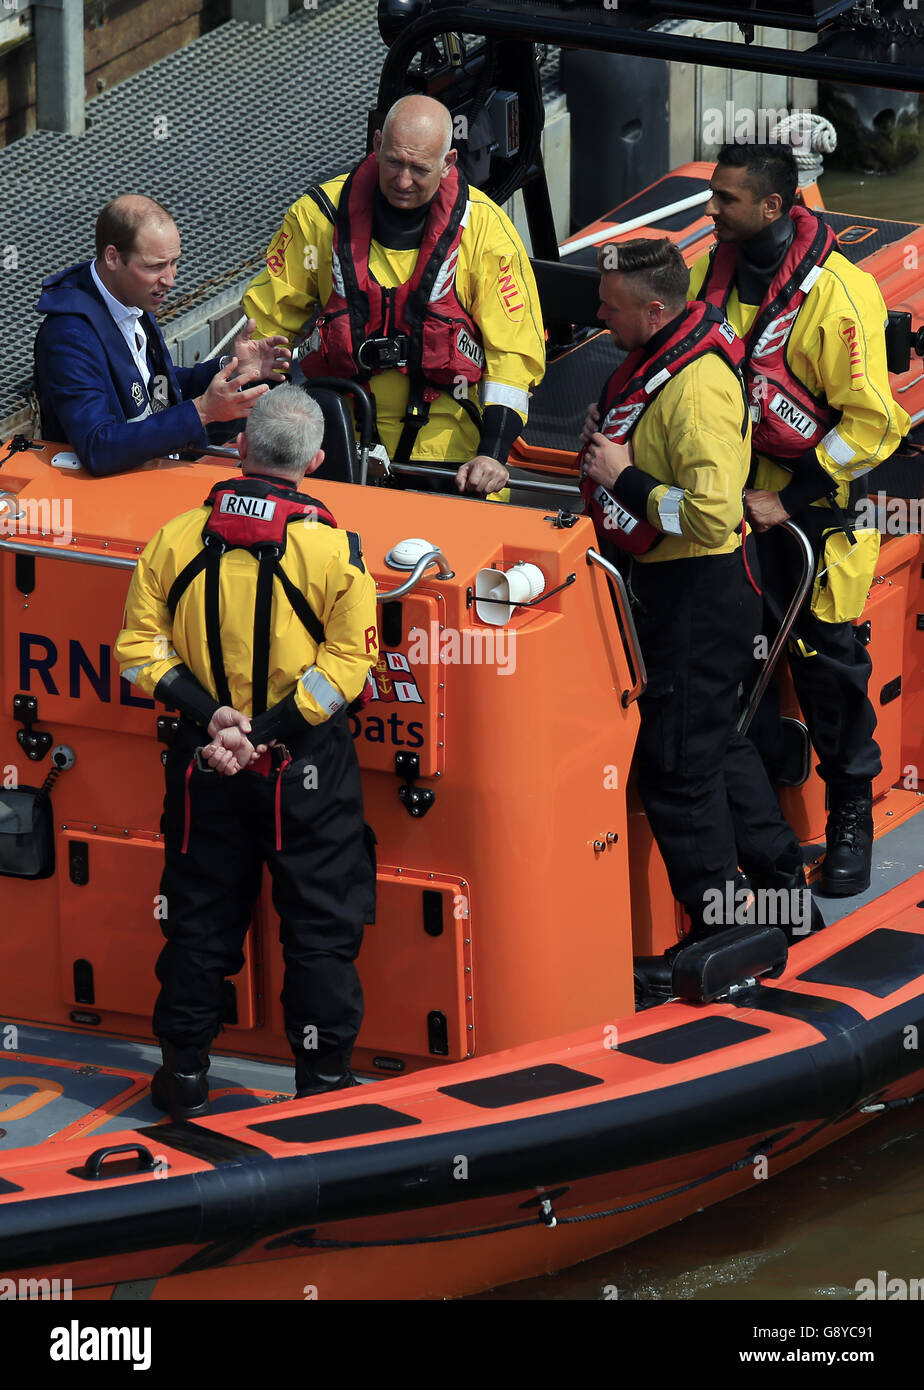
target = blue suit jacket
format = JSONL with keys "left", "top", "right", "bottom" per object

{"left": 33, "top": 261, "right": 223, "bottom": 477}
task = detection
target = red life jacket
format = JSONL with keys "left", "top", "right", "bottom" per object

{"left": 580, "top": 302, "right": 746, "bottom": 553}
{"left": 166, "top": 476, "right": 343, "bottom": 717}
{"left": 698, "top": 205, "right": 839, "bottom": 460}
{"left": 298, "top": 153, "right": 485, "bottom": 398}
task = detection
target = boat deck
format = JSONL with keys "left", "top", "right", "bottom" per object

{"left": 2, "top": 799, "right": 920, "bottom": 1155}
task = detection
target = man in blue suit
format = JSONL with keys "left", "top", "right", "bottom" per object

{"left": 34, "top": 195, "right": 291, "bottom": 476}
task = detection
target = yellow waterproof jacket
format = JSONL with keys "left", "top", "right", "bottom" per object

{"left": 115, "top": 499, "right": 378, "bottom": 724}
{"left": 243, "top": 174, "right": 546, "bottom": 463}
{"left": 627, "top": 350, "right": 751, "bottom": 564}
{"left": 689, "top": 246, "right": 910, "bottom": 510}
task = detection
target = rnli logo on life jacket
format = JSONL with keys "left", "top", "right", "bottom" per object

{"left": 602, "top": 403, "right": 645, "bottom": 441}
{"left": 456, "top": 327, "right": 486, "bottom": 368}
{"left": 496, "top": 257, "right": 525, "bottom": 318}
{"left": 751, "top": 309, "right": 799, "bottom": 361}
{"left": 594, "top": 485, "right": 639, "bottom": 534}
{"left": 266, "top": 229, "right": 292, "bottom": 278}
{"left": 718, "top": 318, "right": 736, "bottom": 344}
{"left": 768, "top": 390, "right": 817, "bottom": 440}
{"left": 218, "top": 494, "right": 277, "bottom": 520}
{"left": 838, "top": 319, "right": 866, "bottom": 391}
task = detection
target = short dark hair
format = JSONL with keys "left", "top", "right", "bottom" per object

{"left": 715, "top": 142, "right": 798, "bottom": 213}
{"left": 95, "top": 195, "right": 173, "bottom": 259}
{"left": 596, "top": 237, "right": 689, "bottom": 308}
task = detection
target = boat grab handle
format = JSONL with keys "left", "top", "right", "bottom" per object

{"left": 586, "top": 548, "right": 647, "bottom": 707}
{"left": 82, "top": 1143, "right": 159, "bottom": 1181}
{"left": 0, "top": 536, "right": 454, "bottom": 598}
{"left": 376, "top": 548, "right": 455, "bottom": 601}
{"left": 737, "top": 521, "right": 813, "bottom": 736}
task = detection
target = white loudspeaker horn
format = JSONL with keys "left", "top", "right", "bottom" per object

{"left": 474, "top": 562, "right": 545, "bottom": 625}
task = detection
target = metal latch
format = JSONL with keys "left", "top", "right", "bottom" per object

{"left": 14, "top": 694, "right": 53, "bottom": 761}
{"left": 395, "top": 750, "right": 435, "bottom": 818}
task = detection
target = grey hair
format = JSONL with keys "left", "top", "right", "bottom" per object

{"left": 244, "top": 384, "right": 324, "bottom": 478}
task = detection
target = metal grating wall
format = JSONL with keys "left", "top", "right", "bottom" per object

{"left": 0, "top": 0, "right": 385, "bottom": 427}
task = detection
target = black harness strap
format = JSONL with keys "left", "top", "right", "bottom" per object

{"left": 203, "top": 543, "right": 233, "bottom": 708}
{"left": 274, "top": 563, "right": 326, "bottom": 647}
{"left": 167, "top": 551, "right": 209, "bottom": 618}
{"left": 251, "top": 551, "right": 278, "bottom": 718}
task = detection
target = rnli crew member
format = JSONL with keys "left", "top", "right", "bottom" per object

{"left": 689, "top": 143, "right": 910, "bottom": 895}
{"left": 114, "top": 385, "right": 378, "bottom": 1118}
{"left": 34, "top": 194, "right": 291, "bottom": 476}
{"left": 243, "top": 94, "right": 545, "bottom": 496}
{"left": 581, "top": 238, "right": 817, "bottom": 955}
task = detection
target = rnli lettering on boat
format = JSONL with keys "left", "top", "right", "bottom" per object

{"left": 768, "top": 391, "right": 816, "bottom": 439}
{"left": 218, "top": 494, "right": 277, "bottom": 520}
{"left": 18, "top": 631, "right": 426, "bottom": 746}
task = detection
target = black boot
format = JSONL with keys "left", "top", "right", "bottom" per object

{"left": 820, "top": 782, "right": 873, "bottom": 897}
{"left": 151, "top": 1038, "right": 211, "bottom": 1121}
{"left": 294, "top": 1052, "right": 360, "bottom": 1099}
{"left": 749, "top": 846, "right": 825, "bottom": 944}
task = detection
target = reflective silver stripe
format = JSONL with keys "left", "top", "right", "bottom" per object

{"left": 300, "top": 665, "right": 345, "bottom": 714}
{"left": 331, "top": 246, "right": 345, "bottom": 299}
{"left": 850, "top": 463, "right": 873, "bottom": 479}
{"left": 821, "top": 427, "right": 856, "bottom": 467}
{"left": 430, "top": 246, "right": 461, "bottom": 303}
{"left": 483, "top": 381, "right": 530, "bottom": 413}
{"left": 460, "top": 199, "right": 471, "bottom": 229}
{"left": 657, "top": 487, "right": 684, "bottom": 535}
{"left": 121, "top": 665, "right": 149, "bottom": 685}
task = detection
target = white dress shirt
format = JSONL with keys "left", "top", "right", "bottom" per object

{"left": 90, "top": 260, "right": 151, "bottom": 389}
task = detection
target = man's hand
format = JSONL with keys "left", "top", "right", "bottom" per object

{"left": 456, "top": 455, "right": 509, "bottom": 494}
{"left": 194, "top": 357, "right": 269, "bottom": 426}
{"left": 229, "top": 318, "right": 291, "bottom": 383}
{"left": 207, "top": 706, "right": 251, "bottom": 740}
{"left": 580, "top": 403, "right": 600, "bottom": 448}
{"left": 202, "top": 724, "right": 269, "bottom": 775}
{"left": 745, "top": 488, "right": 790, "bottom": 533}
{"left": 581, "top": 432, "right": 634, "bottom": 489}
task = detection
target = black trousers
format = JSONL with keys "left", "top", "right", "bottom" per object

{"left": 747, "top": 506, "right": 881, "bottom": 788}
{"left": 152, "top": 714, "right": 376, "bottom": 1062}
{"left": 630, "top": 549, "right": 800, "bottom": 915}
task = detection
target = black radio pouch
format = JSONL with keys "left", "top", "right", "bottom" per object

{"left": 0, "top": 787, "right": 55, "bottom": 879}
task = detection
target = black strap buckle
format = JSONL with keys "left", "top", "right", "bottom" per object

{"left": 193, "top": 747, "right": 217, "bottom": 773}
{"left": 356, "top": 335, "right": 409, "bottom": 372}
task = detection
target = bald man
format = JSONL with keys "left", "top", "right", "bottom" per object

{"left": 244, "top": 96, "right": 545, "bottom": 495}
{"left": 34, "top": 195, "right": 291, "bottom": 477}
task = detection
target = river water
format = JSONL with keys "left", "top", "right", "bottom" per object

{"left": 473, "top": 147, "right": 924, "bottom": 1305}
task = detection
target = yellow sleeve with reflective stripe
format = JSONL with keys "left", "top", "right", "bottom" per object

{"left": 642, "top": 355, "right": 750, "bottom": 549}
{"left": 114, "top": 528, "right": 187, "bottom": 695}
{"left": 242, "top": 180, "right": 345, "bottom": 344}
{"left": 789, "top": 257, "right": 910, "bottom": 483}
{"left": 457, "top": 193, "right": 546, "bottom": 421}
{"left": 291, "top": 534, "right": 379, "bottom": 726}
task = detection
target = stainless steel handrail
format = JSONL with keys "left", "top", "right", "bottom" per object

{"left": 737, "top": 520, "right": 814, "bottom": 735}
{"left": 387, "top": 461, "right": 581, "bottom": 496}
{"left": 586, "top": 547, "right": 647, "bottom": 707}
{"left": 0, "top": 537, "right": 138, "bottom": 570}
{"left": 376, "top": 548, "right": 455, "bottom": 601}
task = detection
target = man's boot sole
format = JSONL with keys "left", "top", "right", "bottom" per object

{"left": 150, "top": 1074, "right": 210, "bottom": 1121}
{"left": 817, "top": 872, "right": 871, "bottom": 898}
